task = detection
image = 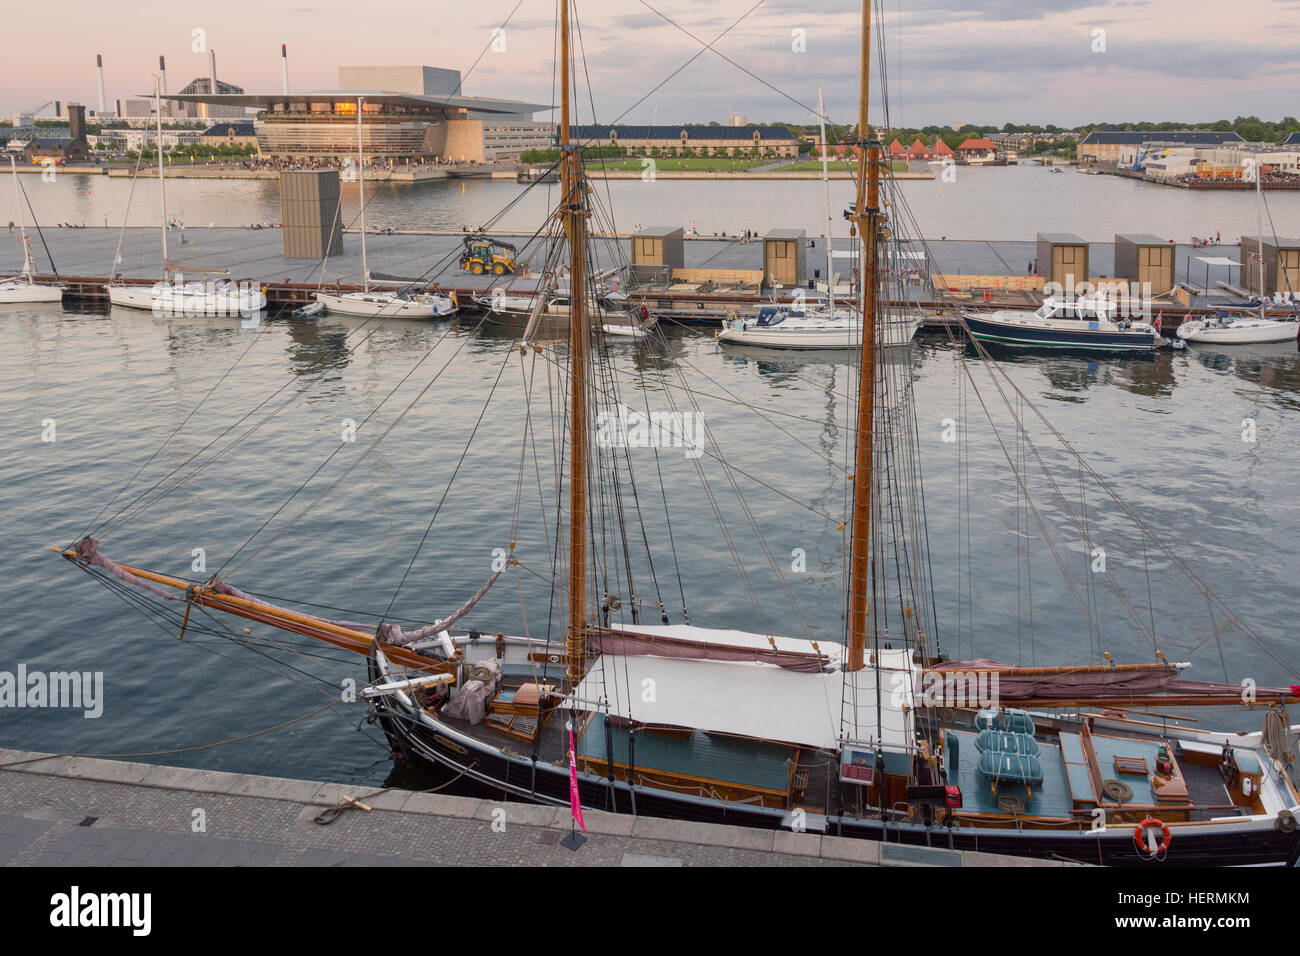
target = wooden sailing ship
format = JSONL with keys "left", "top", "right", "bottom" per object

{"left": 56, "top": 0, "right": 1300, "bottom": 866}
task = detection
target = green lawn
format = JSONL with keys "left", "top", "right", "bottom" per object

{"left": 784, "top": 159, "right": 910, "bottom": 172}
{"left": 585, "top": 157, "right": 771, "bottom": 171}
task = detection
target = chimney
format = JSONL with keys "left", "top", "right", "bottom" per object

{"left": 68, "top": 103, "right": 86, "bottom": 144}
{"left": 159, "top": 55, "right": 168, "bottom": 119}
{"left": 208, "top": 49, "right": 218, "bottom": 119}
{"left": 96, "top": 54, "right": 107, "bottom": 114}
{"left": 281, "top": 44, "right": 289, "bottom": 95}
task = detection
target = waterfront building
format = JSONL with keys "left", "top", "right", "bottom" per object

{"left": 957, "top": 137, "right": 997, "bottom": 164}
{"left": 15, "top": 104, "right": 90, "bottom": 164}
{"left": 199, "top": 122, "right": 258, "bottom": 149}
{"left": 166, "top": 66, "right": 550, "bottom": 164}
{"left": 933, "top": 139, "right": 955, "bottom": 161}
{"left": 906, "top": 139, "right": 932, "bottom": 160}
{"left": 886, "top": 139, "right": 907, "bottom": 160}
{"left": 569, "top": 124, "right": 799, "bottom": 157}
{"left": 1077, "top": 130, "right": 1244, "bottom": 165}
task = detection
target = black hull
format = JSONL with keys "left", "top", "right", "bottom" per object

{"left": 964, "top": 314, "right": 1158, "bottom": 352}
{"left": 368, "top": 688, "right": 1300, "bottom": 868}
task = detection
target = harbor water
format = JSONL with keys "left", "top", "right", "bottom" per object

{"left": 2, "top": 169, "right": 1298, "bottom": 787}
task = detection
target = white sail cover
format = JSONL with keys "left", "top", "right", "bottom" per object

{"left": 568, "top": 646, "right": 917, "bottom": 752}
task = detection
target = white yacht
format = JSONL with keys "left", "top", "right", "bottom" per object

{"left": 107, "top": 79, "right": 265, "bottom": 318}
{"left": 1176, "top": 311, "right": 1297, "bottom": 344}
{"left": 315, "top": 286, "right": 457, "bottom": 318}
{"left": 1179, "top": 164, "right": 1299, "bottom": 345}
{"left": 311, "top": 94, "right": 456, "bottom": 321}
{"left": 718, "top": 305, "right": 920, "bottom": 349}
{"left": 1, "top": 148, "right": 62, "bottom": 304}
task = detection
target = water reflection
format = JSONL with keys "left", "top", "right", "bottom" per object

{"left": 284, "top": 319, "right": 351, "bottom": 380}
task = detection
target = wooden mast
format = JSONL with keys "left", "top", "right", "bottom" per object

{"left": 560, "top": 0, "right": 590, "bottom": 687}
{"left": 847, "top": 0, "right": 880, "bottom": 672}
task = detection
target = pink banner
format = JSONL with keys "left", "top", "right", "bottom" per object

{"left": 567, "top": 725, "right": 587, "bottom": 833}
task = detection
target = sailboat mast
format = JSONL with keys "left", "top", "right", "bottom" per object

{"left": 156, "top": 77, "right": 167, "bottom": 267}
{"left": 817, "top": 87, "right": 834, "bottom": 315}
{"left": 847, "top": 0, "right": 880, "bottom": 673}
{"left": 1255, "top": 154, "right": 1264, "bottom": 318}
{"left": 10, "top": 152, "right": 32, "bottom": 277}
{"left": 560, "top": 0, "right": 590, "bottom": 687}
{"left": 357, "top": 96, "right": 368, "bottom": 292}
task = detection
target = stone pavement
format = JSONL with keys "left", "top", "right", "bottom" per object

{"left": 0, "top": 749, "right": 1068, "bottom": 867}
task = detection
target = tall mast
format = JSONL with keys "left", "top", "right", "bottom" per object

{"left": 561, "top": 0, "right": 590, "bottom": 687}
{"left": 10, "top": 151, "right": 32, "bottom": 277}
{"left": 156, "top": 76, "right": 168, "bottom": 269}
{"left": 817, "top": 87, "right": 834, "bottom": 315}
{"left": 1255, "top": 152, "right": 1264, "bottom": 318}
{"left": 357, "top": 96, "right": 368, "bottom": 292}
{"left": 847, "top": 0, "right": 880, "bottom": 672}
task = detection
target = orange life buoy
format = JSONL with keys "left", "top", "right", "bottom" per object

{"left": 1133, "top": 817, "right": 1171, "bottom": 859}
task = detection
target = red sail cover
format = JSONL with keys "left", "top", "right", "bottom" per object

{"left": 567, "top": 724, "right": 586, "bottom": 833}
{"left": 932, "top": 659, "right": 1289, "bottom": 702}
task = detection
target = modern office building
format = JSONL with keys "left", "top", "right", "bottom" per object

{"left": 166, "top": 65, "right": 550, "bottom": 163}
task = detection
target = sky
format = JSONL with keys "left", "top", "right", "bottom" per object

{"left": 2, "top": 0, "right": 1298, "bottom": 128}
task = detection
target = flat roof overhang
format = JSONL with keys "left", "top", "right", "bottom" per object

{"left": 159, "top": 91, "right": 551, "bottom": 116}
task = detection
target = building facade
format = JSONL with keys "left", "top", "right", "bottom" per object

{"left": 199, "top": 122, "right": 258, "bottom": 148}
{"left": 957, "top": 138, "right": 997, "bottom": 164}
{"left": 1077, "top": 130, "right": 1245, "bottom": 165}
{"left": 167, "top": 66, "right": 549, "bottom": 164}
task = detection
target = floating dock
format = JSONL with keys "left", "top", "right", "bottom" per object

{"left": 3, "top": 227, "right": 1284, "bottom": 328}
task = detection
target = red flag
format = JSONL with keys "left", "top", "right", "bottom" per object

{"left": 567, "top": 724, "right": 587, "bottom": 833}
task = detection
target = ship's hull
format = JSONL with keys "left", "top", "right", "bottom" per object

{"left": 367, "top": 658, "right": 1300, "bottom": 867}
{"left": 964, "top": 313, "right": 1159, "bottom": 351}
{"left": 1177, "top": 318, "right": 1298, "bottom": 344}
{"left": 0, "top": 279, "right": 63, "bottom": 304}
{"left": 718, "top": 316, "right": 919, "bottom": 350}
{"left": 108, "top": 283, "right": 267, "bottom": 316}
{"left": 315, "top": 290, "right": 456, "bottom": 318}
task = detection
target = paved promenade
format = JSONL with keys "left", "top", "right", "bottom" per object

{"left": 0, "top": 749, "right": 1070, "bottom": 867}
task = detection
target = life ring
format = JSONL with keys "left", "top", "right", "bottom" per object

{"left": 1133, "top": 817, "right": 1172, "bottom": 859}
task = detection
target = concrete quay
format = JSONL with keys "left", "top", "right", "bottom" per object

{"left": 0, "top": 750, "right": 1070, "bottom": 867}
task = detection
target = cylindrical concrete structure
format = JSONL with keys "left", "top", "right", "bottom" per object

{"left": 96, "top": 54, "right": 107, "bottom": 114}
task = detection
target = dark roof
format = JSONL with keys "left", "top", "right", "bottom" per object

{"left": 201, "top": 122, "right": 255, "bottom": 136}
{"left": 1078, "top": 130, "right": 1245, "bottom": 146}
{"left": 569, "top": 124, "right": 797, "bottom": 141}
{"left": 1285, "top": 132, "right": 1300, "bottom": 146}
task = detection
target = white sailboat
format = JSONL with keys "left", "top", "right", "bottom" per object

{"left": 0, "top": 147, "right": 62, "bottom": 304}
{"left": 314, "top": 97, "right": 456, "bottom": 320}
{"left": 1179, "top": 163, "right": 1298, "bottom": 344}
{"left": 108, "top": 77, "right": 267, "bottom": 318}
{"left": 718, "top": 88, "right": 919, "bottom": 351}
